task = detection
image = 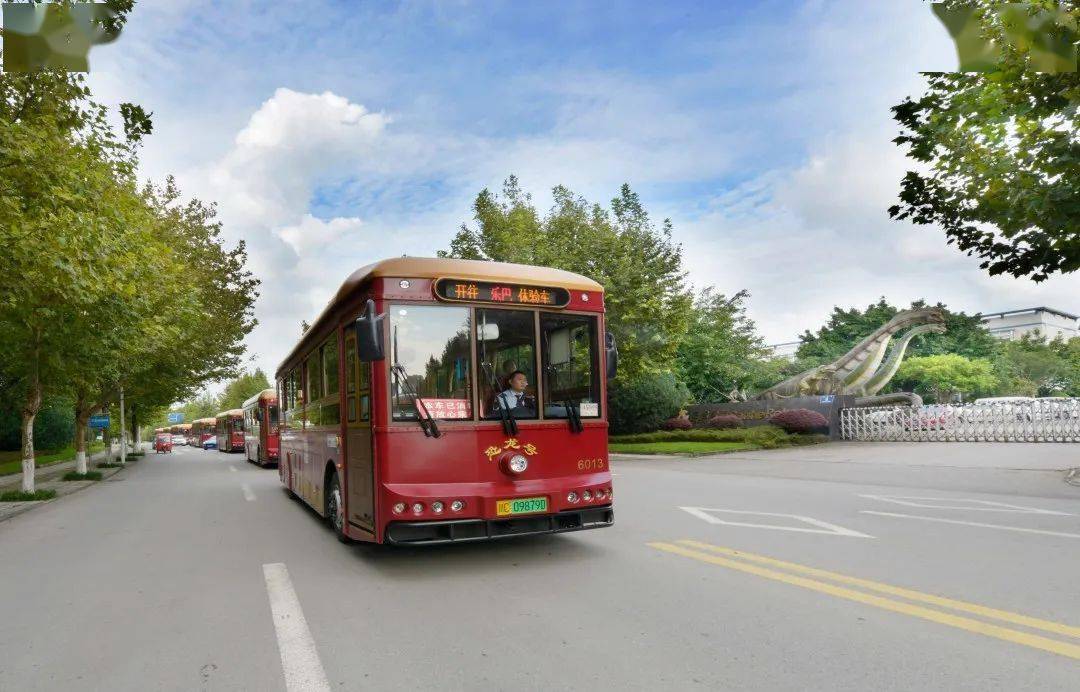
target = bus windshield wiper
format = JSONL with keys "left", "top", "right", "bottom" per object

{"left": 563, "top": 399, "right": 583, "bottom": 434}
{"left": 482, "top": 362, "right": 517, "bottom": 436}
{"left": 392, "top": 364, "right": 440, "bottom": 438}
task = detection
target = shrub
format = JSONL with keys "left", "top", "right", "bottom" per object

{"left": 96, "top": 462, "right": 123, "bottom": 469}
{"left": 62, "top": 471, "right": 103, "bottom": 481}
{"left": 608, "top": 372, "right": 692, "bottom": 435}
{"left": 766, "top": 408, "right": 828, "bottom": 434}
{"left": 0, "top": 489, "right": 57, "bottom": 502}
{"left": 660, "top": 416, "right": 693, "bottom": 430}
{"left": 706, "top": 414, "right": 742, "bottom": 429}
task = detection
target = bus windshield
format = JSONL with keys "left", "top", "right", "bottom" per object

{"left": 390, "top": 305, "right": 473, "bottom": 421}
{"left": 477, "top": 308, "right": 537, "bottom": 420}
{"left": 541, "top": 312, "right": 600, "bottom": 418}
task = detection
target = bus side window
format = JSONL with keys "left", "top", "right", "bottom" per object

{"left": 305, "top": 352, "right": 320, "bottom": 426}
{"left": 345, "top": 335, "right": 358, "bottom": 423}
{"left": 358, "top": 348, "right": 370, "bottom": 422}
{"left": 322, "top": 337, "right": 340, "bottom": 426}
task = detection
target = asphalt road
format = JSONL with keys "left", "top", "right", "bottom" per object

{"left": 1, "top": 442, "right": 1078, "bottom": 691}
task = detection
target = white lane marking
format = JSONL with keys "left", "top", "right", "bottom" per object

{"left": 242, "top": 484, "right": 256, "bottom": 502}
{"left": 263, "top": 563, "right": 331, "bottom": 692}
{"left": 679, "top": 507, "right": 872, "bottom": 538}
{"left": 860, "top": 511, "right": 1080, "bottom": 539}
{"left": 859, "top": 494, "right": 1071, "bottom": 516}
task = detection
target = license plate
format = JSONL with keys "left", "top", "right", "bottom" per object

{"left": 496, "top": 496, "right": 548, "bottom": 516}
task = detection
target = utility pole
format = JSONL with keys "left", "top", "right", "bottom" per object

{"left": 120, "top": 387, "right": 127, "bottom": 466}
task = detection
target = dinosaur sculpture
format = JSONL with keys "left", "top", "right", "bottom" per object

{"left": 845, "top": 322, "right": 946, "bottom": 396}
{"left": 756, "top": 308, "right": 946, "bottom": 400}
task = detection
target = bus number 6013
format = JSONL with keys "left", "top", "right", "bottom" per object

{"left": 577, "top": 458, "right": 605, "bottom": 471}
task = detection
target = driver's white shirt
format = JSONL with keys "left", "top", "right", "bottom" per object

{"left": 497, "top": 389, "right": 528, "bottom": 409}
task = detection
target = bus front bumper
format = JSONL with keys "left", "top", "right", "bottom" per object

{"left": 385, "top": 505, "right": 613, "bottom": 545}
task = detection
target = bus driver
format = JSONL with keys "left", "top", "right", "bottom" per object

{"left": 497, "top": 370, "right": 535, "bottom": 415}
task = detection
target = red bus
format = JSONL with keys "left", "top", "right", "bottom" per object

{"left": 215, "top": 410, "right": 244, "bottom": 452}
{"left": 242, "top": 389, "right": 280, "bottom": 466}
{"left": 275, "top": 257, "right": 616, "bottom": 545}
{"left": 191, "top": 418, "right": 217, "bottom": 446}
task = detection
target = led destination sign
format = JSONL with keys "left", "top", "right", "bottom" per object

{"left": 434, "top": 278, "right": 571, "bottom": 307}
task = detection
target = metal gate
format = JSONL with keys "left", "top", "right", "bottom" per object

{"left": 840, "top": 399, "right": 1080, "bottom": 442}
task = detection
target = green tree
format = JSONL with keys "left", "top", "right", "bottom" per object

{"left": 674, "top": 288, "right": 773, "bottom": 402}
{"left": 0, "top": 69, "right": 161, "bottom": 489}
{"left": 993, "top": 333, "right": 1075, "bottom": 396}
{"left": 895, "top": 354, "right": 998, "bottom": 403}
{"left": 890, "top": 0, "right": 1079, "bottom": 281}
{"left": 795, "top": 299, "right": 999, "bottom": 377}
{"left": 218, "top": 369, "right": 272, "bottom": 411}
{"left": 442, "top": 177, "right": 693, "bottom": 377}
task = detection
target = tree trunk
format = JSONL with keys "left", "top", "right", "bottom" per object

{"left": 21, "top": 382, "right": 42, "bottom": 494}
{"left": 74, "top": 410, "right": 90, "bottom": 475}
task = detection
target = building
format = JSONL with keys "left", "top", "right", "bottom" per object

{"left": 767, "top": 341, "right": 800, "bottom": 362}
{"left": 979, "top": 307, "right": 1078, "bottom": 341}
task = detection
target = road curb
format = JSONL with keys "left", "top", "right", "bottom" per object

{"left": 1066, "top": 468, "right": 1080, "bottom": 488}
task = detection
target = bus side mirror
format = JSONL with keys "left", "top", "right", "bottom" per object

{"left": 605, "top": 331, "right": 618, "bottom": 380}
{"left": 355, "top": 299, "right": 386, "bottom": 362}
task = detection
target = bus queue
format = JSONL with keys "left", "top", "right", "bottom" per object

{"left": 152, "top": 257, "right": 615, "bottom": 547}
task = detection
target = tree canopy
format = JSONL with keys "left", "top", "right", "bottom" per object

{"left": 442, "top": 177, "right": 692, "bottom": 378}
{"left": 895, "top": 354, "right": 998, "bottom": 403}
{"left": 890, "top": 0, "right": 1079, "bottom": 281}
{"left": 0, "top": 59, "right": 256, "bottom": 488}
{"left": 218, "top": 369, "right": 272, "bottom": 411}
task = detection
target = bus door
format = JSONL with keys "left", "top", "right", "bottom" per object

{"left": 344, "top": 331, "right": 375, "bottom": 532}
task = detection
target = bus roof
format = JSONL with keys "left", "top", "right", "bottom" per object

{"left": 215, "top": 409, "right": 244, "bottom": 419}
{"left": 278, "top": 256, "right": 603, "bottom": 375}
{"left": 242, "top": 388, "right": 277, "bottom": 409}
{"left": 194, "top": 417, "right": 217, "bottom": 425}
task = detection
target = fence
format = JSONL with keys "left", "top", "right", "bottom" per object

{"left": 840, "top": 399, "right": 1080, "bottom": 443}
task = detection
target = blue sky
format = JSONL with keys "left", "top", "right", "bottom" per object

{"left": 84, "top": 0, "right": 1080, "bottom": 380}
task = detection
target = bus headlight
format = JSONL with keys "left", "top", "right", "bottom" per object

{"left": 583, "top": 490, "right": 592, "bottom": 501}
{"left": 411, "top": 502, "right": 424, "bottom": 514}
{"left": 450, "top": 500, "right": 465, "bottom": 512}
{"left": 431, "top": 501, "right": 444, "bottom": 514}
{"left": 392, "top": 502, "right": 406, "bottom": 514}
{"left": 567, "top": 491, "right": 579, "bottom": 503}
{"left": 501, "top": 453, "right": 528, "bottom": 475}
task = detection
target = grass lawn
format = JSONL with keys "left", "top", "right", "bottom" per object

{"left": 608, "top": 441, "right": 756, "bottom": 455}
{"left": 0, "top": 442, "right": 105, "bottom": 477}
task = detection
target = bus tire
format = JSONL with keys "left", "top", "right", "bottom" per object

{"left": 326, "top": 470, "right": 351, "bottom": 544}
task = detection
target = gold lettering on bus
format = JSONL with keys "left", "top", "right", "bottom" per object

{"left": 483, "top": 438, "right": 540, "bottom": 461}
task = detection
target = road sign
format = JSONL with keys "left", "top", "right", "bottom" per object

{"left": 167, "top": 412, "right": 184, "bottom": 424}
{"left": 88, "top": 414, "right": 110, "bottom": 429}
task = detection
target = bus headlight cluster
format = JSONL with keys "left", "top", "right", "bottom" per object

{"left": 392, "top": 499, "right": 466, "bottom": 516}
{"left": 567, "top": 487, "right": 611, "bottom": 504}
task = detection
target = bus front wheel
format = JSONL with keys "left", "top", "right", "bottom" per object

{"left": 326, "top": 472, "right": 351, "bottom": 544}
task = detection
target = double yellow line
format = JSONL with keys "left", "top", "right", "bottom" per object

{"left": 648, "top": 539, "right": 1080, "bottom": 660}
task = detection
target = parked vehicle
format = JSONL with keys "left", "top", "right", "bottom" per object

{"left": 215, "top": 409, "right": 244, "bottom": 452}
{"left": 172, "top": 434, "right": 188, "bottom": 446}
{"left": 242, "top": 388, "right": 279, "bottom": 467}
{"left": 154, "top": 433, "right": 173, "bottom": 454}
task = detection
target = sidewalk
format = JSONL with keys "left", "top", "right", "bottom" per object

{"left": 0, "top": 444, "right": 145, "bottom": 523}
